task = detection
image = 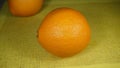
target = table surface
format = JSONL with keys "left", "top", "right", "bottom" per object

{"left": 0, "top": 0, "right": 120, "bottom": 68}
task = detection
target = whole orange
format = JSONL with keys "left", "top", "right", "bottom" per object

{"left": 8, "top": 0, "right": 43, "bottom": 16}
{"left": 38, "top": 7, "right": 91, "bottom": 57}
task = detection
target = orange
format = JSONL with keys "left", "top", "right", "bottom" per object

{"left": 38, "top": 7, "right": 91, "bottom": 57}
{"left": 8, "top": 0, "right": 43, "bottom": 16}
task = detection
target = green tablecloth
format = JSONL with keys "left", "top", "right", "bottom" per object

{"left": 0, "top": 0, "right": 120, "bottom": 68}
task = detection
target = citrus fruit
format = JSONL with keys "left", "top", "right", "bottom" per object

{"left": 8, "top": 0, "right": 43, "bottom": 16}
{"left": 38, "top": 7, "right": 91, "bottom": 57}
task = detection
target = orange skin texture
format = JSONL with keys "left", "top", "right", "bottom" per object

{"left": 38, "top": 8, "right": 91, "bottom": 58}
{"left": 8, "top": 0, "right": 43, "bottom": 16}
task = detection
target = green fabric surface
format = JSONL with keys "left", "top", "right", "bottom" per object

{"left": 0, "top": 0, "right": 120, "bottom": 68}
